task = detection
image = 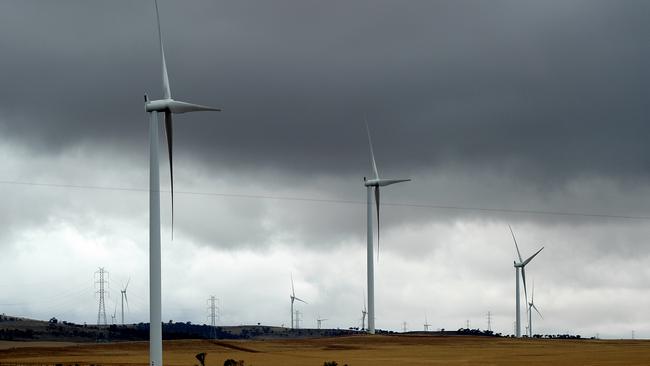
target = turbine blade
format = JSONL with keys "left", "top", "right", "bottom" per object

{"left": 522, "top": 247, "right": 544, "bottom": 267}
{"left": 364, "top": 116, "right": 379, "bottom": 180}
{"left": 125, "top": 293, "right": 129, "bottom": 311}
{"left": 294, "top": 297, "right": 307, "bottom": 304}
{"left": 363, "top": 292, "right": 366, "bottom": 312}
{"left": 508, "top": 225, "right": 523, "bottom": 263}
{"left": 532, "top": 304, "right": 543, "bottom": 319}
{"left": 167, "top": 100, "right": 222, "bottom": 114}
{"left": 164, "top": 111, "right": 174, "bottom": 239}
{"left": 374, "top": 186, "right": 380, "bottom": 261}
{"left": 154, "top": 0, "right": 171, "bottom": 99}
{"left": 521, "top": 267, "right": 528, "bottom": 304}
{"left": 291, "top": 273, "right": 295, "bottom": 297}
{"left": 532, "top": 280, "right": 535, "bottom": 302}
{"left": 125, "top": 277, "right": 130, "bottom": 291}
{"left": 377, "top": 178, "right": 411, "bottom": 187}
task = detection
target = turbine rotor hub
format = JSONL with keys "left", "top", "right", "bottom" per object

{"left": 145, "top": 98, "right": 173, "bottom": 112}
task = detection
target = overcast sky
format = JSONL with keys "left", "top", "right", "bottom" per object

{"left": 1, "top": 0, "right": 649, "bottom": 338}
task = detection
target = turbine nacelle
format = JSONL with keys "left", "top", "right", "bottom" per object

{"left": 145, "top": 98, "right": 221, "bottom": 113}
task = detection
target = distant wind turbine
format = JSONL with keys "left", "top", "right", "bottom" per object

{"left": 424, "top": 315, "right": 431, "bottom": 332}
{"left": 527, "top": 281, "right": 543, "bottom": 337}
{"left": 317, "top": 316, "right": 327, "bottom": 329}
{"left": 364, "top": 119, "right": 410, "bottom": 334}
{"left": 361, "top": 293, "right": 367, "bottom": 331}
{"left": 509, "top": 225, "right": 543, "bottom": 338}
{"left": 144, "top": 1, "right": 221, "bottom": 364}
{"left": 120, "top": 279, "right": 130, "bottom": 325}
{"left": 111, "top": 303, "right": 117, "bottom": 325}
{"left": 290, "top": 274, "right": 307, "bottom": 329}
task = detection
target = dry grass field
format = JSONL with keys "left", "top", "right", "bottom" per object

{"left": 1, "top": 335, "right": 649, "bottom": 366}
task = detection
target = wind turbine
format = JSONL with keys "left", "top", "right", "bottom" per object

{"left": 290, "top": 274, "right": 307, "bottom": 329}
{"left": 527, "top": 281, "right": 542, "bottom": 337}
{"left": 317, "top": 316, "right": 327, "bottom": 329}
{"left": 509, "top": 225, "right": 543, "bottom": 338}
{"left": 363, "top": 120, "right": 410, "bottom": 334}
{"left": 111, "top": 303, "right": 117, "bottom": 325}
{"left": 120, "top": 279, "right": 130, "bottom": 325}
{"left": 144, "top": 1, "right": 221, "bottom": 365}
{"left": 424, "top": 315, "right": 431, "bottom": 332}
{"left": 361, "top": 293, "right": 367, "bottom": 331}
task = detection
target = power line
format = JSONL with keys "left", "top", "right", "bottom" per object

{"left": 1, "top": 179, "right": 649, "bottom": 221}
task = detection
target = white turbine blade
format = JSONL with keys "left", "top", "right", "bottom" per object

{"left": 364, "top": 117, "right": 380, "bottom": 180}
{"left": 125, "top": 292, "right": 129, "bottom": 311}
{"left": 291, "top": 273, "right": 295, "bottom": 297}
{"left": 508, "top": 225, "right": 523, "bottom": 263}
{"left": 294, "top": 297, "right": 308, "bottom": 304}
{"left": 532, "top": 304, "right": 543, "bottom": 319}
{"left": 531, "top": 280, "right": 535, "bottom": 303}
{"left": 375, "top": 186, "right": 380, "bottom": 262}
{"left": 167, "top": 100, "right": 222, "bottom": 114}
{"left": 377, "top": 178, "right": 411, "bottom": 187}
{"left": 521, "top": 267, "right": 528, "bottom": 304}
{"left": 522, "top": 247, "right": 544, "bottom": 267}
{"left": 154, "top": 0, "right": 171, "bottom": 99}
{"left": 164, "top": 111, "right": 174, "bottom": 238}
{"left": 363, "top": 292, "right": 366, "bottom": 312}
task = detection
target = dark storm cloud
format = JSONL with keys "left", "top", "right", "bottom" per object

{"left": 1, "top": 0, "right": 649, "bottom": 185}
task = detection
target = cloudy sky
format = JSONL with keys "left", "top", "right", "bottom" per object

{"left": 1, "top": 0, "right": 649, "bottom": 338}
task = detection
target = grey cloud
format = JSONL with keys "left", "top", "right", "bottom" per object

{"left": 1, "top": 0, "right": 649, "bottom": 186}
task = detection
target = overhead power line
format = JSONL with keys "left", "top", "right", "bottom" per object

{"left": 0, "top": 179, "right": 649, "bottom": 221}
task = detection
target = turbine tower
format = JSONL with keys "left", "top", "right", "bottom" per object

{"left": 527, "top": 281, "right": 542, "bottom": 337}
{"left": 363, "top": 120, "right": 410, "bottom": 334}
{"left": 144, "top": 1, "right": 221, "bottom": 364}
{"left": 289, "top": 274, "right": 307, "bottom": 329}
{"left": 120, "top": 279, "right": 130, "bottom": 325}
{"left": 509, "top": 225, "right": 543, "bottom": 338}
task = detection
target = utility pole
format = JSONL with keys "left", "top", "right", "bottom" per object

{"left": 487, "top": 311, "right": 492, "bottom": 332}
{"left": 207, "top": 296, "right": 220, "bottom": 339}
{"left": 94, "top": 267, "right": 109, "bottom": 326}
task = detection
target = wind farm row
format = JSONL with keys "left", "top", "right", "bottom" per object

{"left": 139, "top": 0, "right": 561, "bottom": 363}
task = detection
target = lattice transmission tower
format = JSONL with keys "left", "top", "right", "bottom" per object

{"left": 207, "top": 296, "right": 220, "bottom": 339}
{"left": 95, "top": 267, "right": 109, "bottom": 326}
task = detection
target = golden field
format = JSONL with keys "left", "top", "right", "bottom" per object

{"left": 1, "top": 335, "right": 649, "bottom": 366}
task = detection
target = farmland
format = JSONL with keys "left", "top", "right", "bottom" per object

{"left": 1, "top": 335, "right": 649, "bottom": 366}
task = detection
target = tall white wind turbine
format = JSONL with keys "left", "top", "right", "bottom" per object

{"left": 289, "top": 274, "right": 307, "bottom": 329}
{"left": 527, "top": 281, "right": 542, "bottom": 337}
{"left": 364, "top": 120, "right": 410, "bottom": 334}
{"left": 120, "top": 278, "right": 130, "bottom": 325}
{"left": 509, "top": 225, "right": 543, "bottom": 338}
{"left": 144, "top": 1, "right": 221, "bottom": 364}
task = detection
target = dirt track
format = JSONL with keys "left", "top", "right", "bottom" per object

{"left": 1, "top": 335, "right": 649, "bottom": 366}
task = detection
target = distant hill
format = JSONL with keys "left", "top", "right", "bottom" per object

{"left": 0, "top": 314, "right": 361, "bottom": 342}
